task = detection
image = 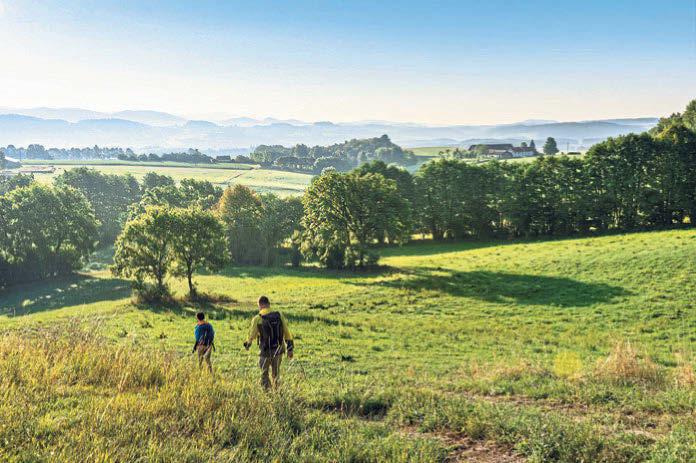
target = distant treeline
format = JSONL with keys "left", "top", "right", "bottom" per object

{"left": 1, "top": 135, "right": 417, "bottom": 173}
{"left": 1, "top": 144, "right": 133, "bottom": 160}
{"left": 116, "top": 148, "right": 214, "bottom": 164}
{"left": 0, "top": 144, "right": 217, "bottom": 164}
{"left": 1, "top": 100, "right": 695, "bottom": 291}
{"left": 250, "top": 134, "right": 417, "bottom": 172}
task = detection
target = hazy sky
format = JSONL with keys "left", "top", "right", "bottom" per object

{"left": 1, "top": 0, "right": 695, "bottom": 124}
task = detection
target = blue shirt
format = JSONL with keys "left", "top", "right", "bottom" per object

{"left": 194, "top": 322, "right": 215, "bottom": 345}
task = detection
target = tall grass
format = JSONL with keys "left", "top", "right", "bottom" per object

{"left": 0, "top": 329, "right": 444, "bottom": 462}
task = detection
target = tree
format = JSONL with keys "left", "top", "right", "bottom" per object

{"left": 414, "top": 159, "right": 466, "bottom": 239}
{"left": 683, "top": 99, "right": 696, "bottom": 132}
{"left": 55, "top": 167, "right": 141, "bottom": 243}
{"left": 653, "top": 122, "right": 696, "bottom": 225}
{"left": 257, "top": 195, "right": 304, "bottom": 266}
{"left": 113, "top": 206, "right": 176, "bottom": 299}
{"left": 302, "top": 171, "right": 411, "bottom": 268}
{"left": 169, "top": 208, "right": 229, "bottom": 299}
{"left": 218, "top": 185, "right": 264, "bottom": 264}
{"left": 530, "top": 139, "right": 536, "bottom": 151}
{"left": 1, "top": 184, "right": 98, "bottom": 284}
{"left": 131, "top": 178, "right": 222, "bottom": 220}
{"left": 415, "top": 159, "right": 497, "bottom": 239}
{"left": 0, "top": 173, "right": 34, "bottom": 195}
{"left": 142, "top": 172, "right": 175, "bottom": 192}
{"left": 354, "top": 160, "right": 416, "bottom": 240}
{"left": 585, "top": 133, "right": 658, "bottom": 230}
{"left": 543, "top": 137, "right": 559, "bottom": 156}
{"left": 179, "top": 178, "right": 223, "bottom": 210}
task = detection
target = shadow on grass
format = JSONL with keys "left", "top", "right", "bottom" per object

{"left": 135, "top": 298, "right": 355, "bottom": 327}
{"left": 352, "top": 268, "right": 630, "bottom": 307}
{"left": 378, "top": 240, "right": 518, "bottom": 258}
{"left": 0, "top": 274, "right": 131, "bottom": 316}
{"left": 217, "top": 264, "right": 396, "bottom": 281}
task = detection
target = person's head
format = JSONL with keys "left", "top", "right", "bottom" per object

{"left": 258, "top": 296, "right": 270, "bottom": 310}
{"left": 196, "top": 312, "right": 205, "bottom": 321}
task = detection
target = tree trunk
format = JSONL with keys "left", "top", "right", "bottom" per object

{"left": 187, "top": 262, "right": 196, "bottom": 299}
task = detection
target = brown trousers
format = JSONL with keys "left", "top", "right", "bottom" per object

{"left": 197, "top": 344, "right": 213, "bottom": 374}
{"left": 259, "top": 354, "right": 282, "bottom": 389}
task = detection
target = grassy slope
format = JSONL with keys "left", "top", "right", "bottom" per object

{"left": 409, "top": 147, "right": 450, "bottom": 157}
{"left": 24, "top": 160, "right": 314, "bottom": 196}
{"left": 1, "top": 230, "right": 695, "bottom": 461}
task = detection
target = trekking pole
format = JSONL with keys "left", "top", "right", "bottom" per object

{"left": 289, "top": 357, "right": 308, "bottom": 381}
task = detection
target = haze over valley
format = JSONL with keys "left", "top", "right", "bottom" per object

{"left": 0, "top": 107, "right": 659, "bottom": 153}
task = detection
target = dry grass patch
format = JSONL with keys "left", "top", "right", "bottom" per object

{"left": 594, "top": 341, "right": 663, "bottom": 387}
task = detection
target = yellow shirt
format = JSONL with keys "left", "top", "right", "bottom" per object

{"left": 246, "top": 308, "right": 293, "bottom": 350}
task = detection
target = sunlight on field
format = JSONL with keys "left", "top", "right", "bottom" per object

{"left": 27, "top": 161, "right": 314, "bottom": 196}
{"left": 1, "top": 229, "right": 695, "bottom": 461}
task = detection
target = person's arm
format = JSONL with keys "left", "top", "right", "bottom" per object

{"left": 193, "top": 325, "right": 201, "bottom": 353}
{"left": 280, "top": 313, "right": 294, "bottom": 357}
{"left": 244, "top": 315, "right": 260, "bottom": 349}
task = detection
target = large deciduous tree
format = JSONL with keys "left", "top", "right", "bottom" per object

{"left": 1, "top": 184, "right": 98, "bottom": 285}
{"left": 113, "top": 206, "right": 176, "bottom": 299}
{"left": 257, "top": 194, "right": 304, "bottom": 266}
{"left": 218, "top": 185, "right": 264, "bottom": 264}
{"left": 169, "top": 208, "right": 229, "bottom": 299}
{"left": 55, "top": 167, "right": 141, "bottom": 243}
{"left": 302, "top": 171, "right": 410, "bottom": 268}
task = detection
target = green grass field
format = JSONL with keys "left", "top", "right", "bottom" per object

{"left": 23, "top": 160, "right": 314, "bottom": 196}
{"left": 1, "top": 229, "right": 694, "bottom": 461}
{"left": 408, "top": 146, "right": 450, "bottom": 157}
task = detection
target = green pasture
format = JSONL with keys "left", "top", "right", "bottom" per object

{"left": 1, "top": 229, "right": 694, "bottom": 461}
{"left": 408, "top": 146, "right": 450, "bottom": 157}
{"left": 23, "top": 160, "right": 314, "bottom": 196}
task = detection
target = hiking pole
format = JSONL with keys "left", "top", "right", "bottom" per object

{"left": 289, "top": 357, "right": 308, "bottom": 381}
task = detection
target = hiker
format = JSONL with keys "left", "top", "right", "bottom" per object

{"left": 193, "top": 312, "right": 215, "bottom": 375}
{"left": 243, "top": 296, "right": 294, "bottom": 390}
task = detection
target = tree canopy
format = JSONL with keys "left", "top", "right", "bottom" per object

{"left": 543, "top": 137, "right": 559, "bottom": 155}
{"left": 302, "top": 171, "right": 411, "bottom": 268}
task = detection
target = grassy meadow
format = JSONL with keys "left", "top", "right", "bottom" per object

{"left": 23, "top": 159, "right": 314, "bottom": 196}
{"left": 1, "top": 229, "right": 695, "bottom": 462}
{"left": 409, "top": 146, "right": 450, "bottom": 157}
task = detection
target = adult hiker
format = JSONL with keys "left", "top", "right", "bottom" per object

{"left": 243, "top": 296, "right": 294, "bottom": 390}
{"left": 193, "top": 312, "right": 215, "bottom": 375}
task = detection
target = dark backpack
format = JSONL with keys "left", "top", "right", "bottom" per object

{"left": 197, "top": 323, "right": 214, "bottom": 346}
{"left": 259, "top": 312, "right": 283, "bottom": 356}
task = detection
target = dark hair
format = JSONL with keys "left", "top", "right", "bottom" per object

{"left": 258, "top": 296, "right": 270, "bottom": 306}
{"left": 196, "top": 312, "right": 205, "bottom": 321}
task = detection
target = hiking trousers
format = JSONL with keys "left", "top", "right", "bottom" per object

{"left": 259, "top": 354, "right": 282, "bottom": 389}
{"left": 197, "top": 344, "right": 213, "bottom": 374}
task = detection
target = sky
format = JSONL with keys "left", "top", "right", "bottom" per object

{"left": 0, "top": 0, "right": 695, "bottom": 125}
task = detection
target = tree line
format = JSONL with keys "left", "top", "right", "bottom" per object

{"left": 2, "top": 144, "right": 136, "bottom": 160}
{"left": 116, "top": 148, "right": 214, "bottom": 164}
{"left": 2, "top": 100, "right": 694, "bottom": 293}
{"left": 250, "top": 134, "right": 417, "bottom": 172}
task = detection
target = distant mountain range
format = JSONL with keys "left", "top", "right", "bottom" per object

{"left": 0, "top": 107, "right": 659, "bottom": 153}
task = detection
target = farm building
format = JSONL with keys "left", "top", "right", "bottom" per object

{"left": 510, "top": 147, "right": 537, "bottom": 158}
{"left": 467, "top": 143, "right": 514, "bottom": 152}
{"left": 468, "top": 143, "right": 537, "bottom": 159}
{"left": 1, "top": 155, "right": 22, "bottom": 169}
